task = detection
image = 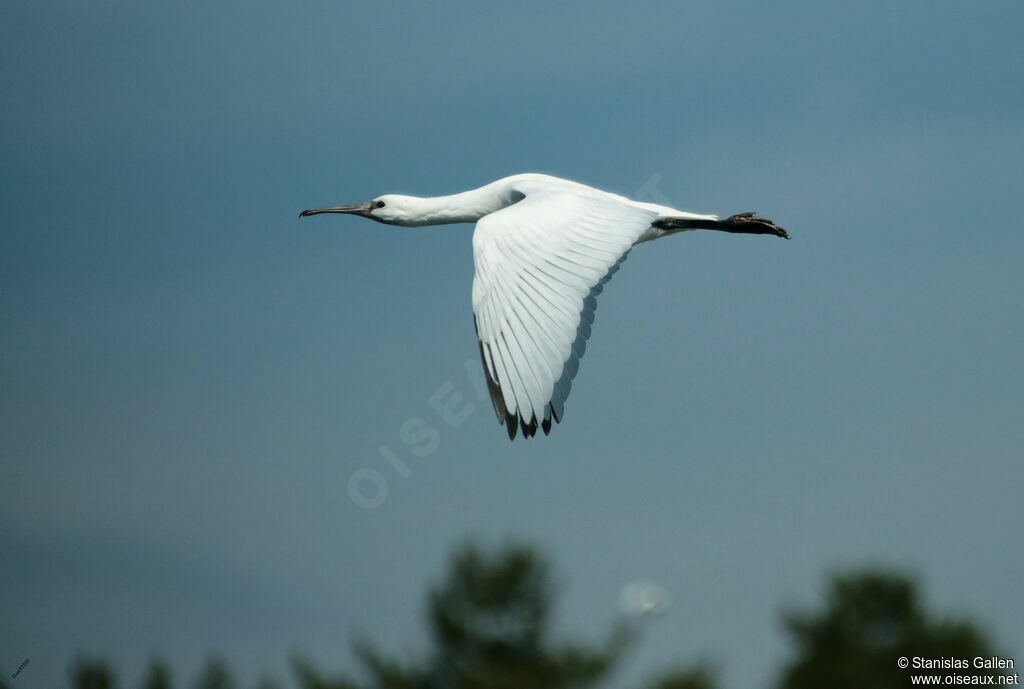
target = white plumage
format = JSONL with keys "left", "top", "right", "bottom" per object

{"left": 301, "top": 173, "right": 788, "bottom": 440}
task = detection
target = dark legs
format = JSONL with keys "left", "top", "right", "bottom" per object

{"left": 653, "top": 212, "right": 790, "bottom": 239}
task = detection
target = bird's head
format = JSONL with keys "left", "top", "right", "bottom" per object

{"left": 299, "top": 194, "right": 422, "bottom": 226}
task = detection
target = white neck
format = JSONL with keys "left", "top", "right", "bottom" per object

{"left": 390, "top": 181, "right": 521, "bottom": 227}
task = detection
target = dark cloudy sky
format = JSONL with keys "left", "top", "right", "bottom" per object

{"left": 2, "top": 1, "right": 1022, "bottom": 688}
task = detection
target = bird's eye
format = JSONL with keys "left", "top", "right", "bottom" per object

{"left": 375, "top": 200, "right": 386, "bottom": 209}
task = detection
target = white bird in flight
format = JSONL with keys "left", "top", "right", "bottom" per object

{"left": 301, "top": 173, "right": 788, "bottom": 440}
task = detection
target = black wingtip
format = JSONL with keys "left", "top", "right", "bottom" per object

{"left": 518, "top": 416, "right": 534, "bottom": 439}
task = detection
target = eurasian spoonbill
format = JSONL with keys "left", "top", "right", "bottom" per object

{"left": 301, "top": 173, "right": 788, "bottom": 440}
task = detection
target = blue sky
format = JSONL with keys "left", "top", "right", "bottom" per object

{"left": 2, "top": 1, "right": 1023, "bottom": 688}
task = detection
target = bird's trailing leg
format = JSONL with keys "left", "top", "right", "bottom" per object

{"left": 653, "top": 212, "right": 790, "bottom": 239}
{"left": 719, "top": 212, "right": 790, "bottom": 239}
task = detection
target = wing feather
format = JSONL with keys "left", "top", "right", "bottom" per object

{"left": 472, "top": 189, "right": 658, "bottom": 439}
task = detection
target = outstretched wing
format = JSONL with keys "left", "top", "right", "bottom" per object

{"left": 471, "top": 190, "right": 659, "bottom": 439}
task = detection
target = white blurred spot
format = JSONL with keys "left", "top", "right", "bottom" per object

{"left": 619, "top": 580, "right": 672, "bottom": 617}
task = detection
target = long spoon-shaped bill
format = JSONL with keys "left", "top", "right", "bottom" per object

{"left": 299, "top": 202, "right": 375, "bottom": 219}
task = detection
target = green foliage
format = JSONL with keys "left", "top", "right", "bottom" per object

{"left": 775, "top": 569, "right": 1008, "bottom": 689}
{"left": 639, "top": 663, "right": 718, "bottom": 689}
{"left": 422, "top": 542, "right": 630, "bottom": 689}
{"left": 289, "top": 656, "right": 361, "bottom": 689}
{"left": 254, "top": 676, "right": 285, "bottom": 689}
{"left": 194, "top": 657, "right": 236, "bottom": 689}
{"left": 72, "top": 658, "right": 117, "bottom": 689}
{"left": 141, "top": 659, "right": 172, "bottom": 689}
{"left": 53, "top": 548, "right": 1010, "bottom": 689}
{"left": 291, "top": 542, "right": 638, "bottom": 689}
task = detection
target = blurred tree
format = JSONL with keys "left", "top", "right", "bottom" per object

{"left": 638, "top": 663, "right": 718, "bottom": 689}
{"left": 56, "top": 549, "right": 1013, "bottom": 689}
{"left": 195, "top": 657, "right": 236, "bottom": 689}
{"left": 291, "top": 541, "right": 696, "bottom": 689}
{"left": 72, "top": 658, "right": 117, "bottom": 689}
{"left": 290, "top": 657, "right": 360, "bottom": 689}
{"left": 141, "top": 659, "right": 173, "bottom": 689}
{"left": 254, "top": 676, "right": 285, "bottom": 689}
{"left": 774, "top": 569, "right": 1009, "bottom": 689}
{"left": 424, "top": 541, "right": 630, "bottom": 688}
